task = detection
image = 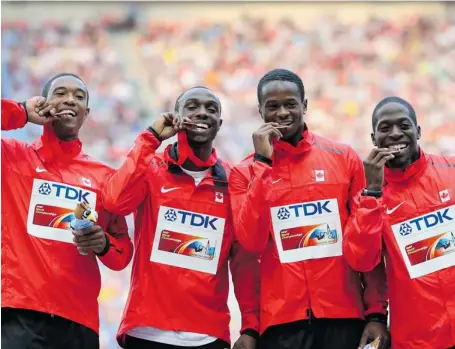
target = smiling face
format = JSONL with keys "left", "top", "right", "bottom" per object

{"left": 177, "top": 87, "right": 222, "bottom": 144}
{"left": 258, "top": 80, "right": 307, "bottom": 141}
{"left": 46, "top": 75, "right": 90, "bottom": 141}
{"left": 372, "top": 101, "right": 421, "bottom": 169}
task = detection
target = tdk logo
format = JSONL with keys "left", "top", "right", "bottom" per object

{"left": 407, "top": 208, "right": 453, "bottom": 232}
{"left": 399, "top": 222, "right": 413, "bottom": 236}
{"left": 38, "top": 183, "right": 52, "bottom": 195}
{"left": 164, "top": 209, "right": 218, "bottom": 230}
{"left": 41, "top": 183, "right": 91, "bottom": 202}
{"left": 277, "top": 201, "right": 332, "bottom": 220}
{"left": 277, "top": 208, "right": 290, "bottom": 220}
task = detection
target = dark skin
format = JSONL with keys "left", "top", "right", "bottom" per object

{"left": 151, "top": 88, "right": 223, "bottom": 171}
{"left": 45, "top": 75, "right": 90, "bottom": 141}
{"left": 254, "top": 80, "right": 308, "bottom": 159}
{"left": 28, "top": 75, "right": 107, "bottom": 255}
{"left": 254, "top": 80, "right": 390, "bottom": 349}
{"left": 365, "top": 102, "right": 421, "bottom": 191}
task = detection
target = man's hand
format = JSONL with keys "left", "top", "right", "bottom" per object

{"left": 358, "top": 322, "right": 390, "bottom": 349}
{"left": 363, "top": 148, "right": 395, "bottom": 191}
{"left": 25, "top": 96, "right": 56, "bottom": 125}
{"left": 151, "top": 112, "right": 194, "bottom": 141}
{"left": 232, "top": 334, "right": 257, "bottom": 349}
{"left": 252, "top": 123, "right": 283, "bottom": 159}
{"left": 73, "top": 225, "right": 108, "bottom": 255}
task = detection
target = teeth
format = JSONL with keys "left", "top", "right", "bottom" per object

{"left": 195, "top": 123, "right": 209, "bottom": 129}
{"left": 56, "top": 110, "right": 76, "bottom": 116}
{"left": 389, "top": 144, "right": 407, "bottom": 151}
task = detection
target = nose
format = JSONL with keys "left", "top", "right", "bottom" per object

{"left": 194, "top": 107, "right": 209, "bottom": 120}
{"left": 389, "top": 125, "right": 404, "bottom": 139}
{"left": 63, "top": 93, "right": 76, "bottom": 106}
{"left": 277, "top": 105, "right": 290, "bottom": 119}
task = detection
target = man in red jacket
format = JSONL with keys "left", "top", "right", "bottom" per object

{"left": 102, "top": 86, "right": 260, "bottom": 349}
{"left": 1, "top": 73, "right": 134, "bottom": 349}
{"left": 343, "top": 96, "right": 455, "bottom": 349}
{"left": 229, "top": 69, "right": 390, "bottom": 349}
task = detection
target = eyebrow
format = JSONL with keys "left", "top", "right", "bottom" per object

{"left": 53, "top": 86, "right": 87, "bottom": 96}
{"left": 377, "top": 116, "right": 412, "bottom": 126}
{"left": 185, "top": 99, "right": 219, "bottom": 107}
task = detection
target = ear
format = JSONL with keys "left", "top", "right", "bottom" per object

{"left": 258, "top": 104, "right": 264, "bottom": 120}
{"left": 218, "top": 118, "right": 223, "bottom": 129}
{"left": 417, "top": 125, "right": 421, "bottom": 140}
{"left": 302, "top": 99, "right": 308, "bottom": 114}
{"left": 371, "top": 132, "right": 377, "bottom": 146}
{"left": 84, "top": 108, "right": 90, "bottom": 122}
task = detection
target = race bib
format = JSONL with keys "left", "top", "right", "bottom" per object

{"left": 150, "top": 206, "right": 225, "bottom": 274}
{"left": 27, "top": 179, "right": 97, "bottom": 243}
{"left": 391, "top": 204, "right": 455, "bottom": 279}
{"left": 271, "top": 198, "right": 343, "bottom": 263}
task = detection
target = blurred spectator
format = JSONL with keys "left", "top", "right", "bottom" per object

{"left": 2, "top": 8, "right": 455, "bottom": 348}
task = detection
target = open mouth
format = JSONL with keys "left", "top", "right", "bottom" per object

{"left": 276, "top": 122, "right": 293, "bottom": 129}
{"left": 194, "top": 123, "right": 210, "bottom": 130}
{"left": 388, "top": 144, "right": 408, "bottom": 153}
{"left": 55, "top": 109, "right": 76, "bottom": 118}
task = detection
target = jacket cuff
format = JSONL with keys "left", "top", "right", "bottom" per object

{"left": 147, "top": 126, "right": 162, "bottom": 142}
{"left": 240, "top": 329, "right": 260, "bottom": 341}
{"left": 253, "top": 153, "right": 272, "bottom": 166}
{"left": 95, "top": 233, "right": 111, "bottom": 257}
{"left": 19, "top": 101, "right": 29, "bottom": 123}
{"left": 366, "top": 313, "right": 388, "bottom": 325}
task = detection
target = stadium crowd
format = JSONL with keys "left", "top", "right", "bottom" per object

{"left": 2, "top": 9, "right": 455, "bottom": 349}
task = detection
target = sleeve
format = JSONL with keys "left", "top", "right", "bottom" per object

{"left": 361, "top": 258, "right": 389, "bottom": 322}
{"left": 343, "top": 148, "right": 388, "bottom": 321}
{"left": 1, "top": 98, "right": 28, "bottom": 131}
{"left": 229, "top": 157, "right": 273, "bottom": 253}
{"left": 343, "top": 147, "right": 385, "bottom": 272}
{"left": 97, "top": 211, "right": 134, "bottom": 271}
{"left": 229, "top": 238, "right": 260, "bottom": 339}
{"left": 102, "top": 128, "right": 161, "bottom": 216}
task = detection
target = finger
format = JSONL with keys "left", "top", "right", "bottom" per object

{"left": 163, "top": 113, "right": 176, "bottom": 125}
{"left": 38, "top": 104, "right": 54, "bottom": 116}
{"left": 74, "top": 240, "right": 105, "bottom": 249}
{"left": 35, "top": 96, "right": 46, "bottom": 108}
{"left": 377, "top": 154, "right": 395, "bottom": 167}
{"left": 357, "top": 331, "right": 369, "bottom": 349}
{"left": 73, "top": 231, "right": 105, "bottom": 243}
{"left": 371, "top": 151, "right": 394, "bottom": 165}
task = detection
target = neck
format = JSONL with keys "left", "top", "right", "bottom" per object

{"left": 284, "top": 124, "right": 305, "bottom": 147}
{"left": 388, "top": 147, "right": 421, "bottom": 171}
{"left": 57, "top": 135, "right": 78, "bottom": 142}
{"left": 181, "top": 141, "right": 213, "bottom": 171}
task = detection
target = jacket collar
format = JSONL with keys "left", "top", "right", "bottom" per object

{"left": 384, "top": 148, "right": 427, "bottom": 184}
{"left": 166, "top": 142, "right": 227, "bottom": 187}
{"left": 32, "top": 123, "right": 83, "bottom": 164}
{"left": 273, "top": 123, "right": 315, "bottom": 157}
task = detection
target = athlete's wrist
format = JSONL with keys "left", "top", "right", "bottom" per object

{"left": 361, "top": 188, "right": 383, "bottom": 198}
{"left": 253, "top": 153, "right": 272, "bottom": 166}
{"left": 366, "top": 313, "right": 388, "bottom": 325}
{"left": 95, "top": 233, "right": 111, "bottom": 256}
{"left": 147, "top": 126, "right": 162, "bottom": 142}
{"left": 240, "top": 328, "right": 260, "bottom": 341}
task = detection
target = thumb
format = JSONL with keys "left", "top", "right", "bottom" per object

{"left": 358, "top": 329, "right": 369, "bottom": 349}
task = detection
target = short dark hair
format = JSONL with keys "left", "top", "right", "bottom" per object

{"left": 372, "top": 96, "right": 417, "bottom": 130}
{"left": 257, "top": 68, "right": 305, "bottom": 104}
{"left": 174, "top": 86, "right": 221, "bottom": 113}
{"left": 41, "top": 73, "right": 89, "bottom": 105}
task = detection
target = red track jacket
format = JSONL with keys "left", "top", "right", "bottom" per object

{"left": 1, "top": 99, "right": 134, "bottom": 334}
{"left": 230, "top": 127, "right": 388, "bottom": 333}
{"left": 101, "top": 129, "right": 260, "bottom": 347}
{"left": 343, "top": 149, "right": 455, "bottom": 349}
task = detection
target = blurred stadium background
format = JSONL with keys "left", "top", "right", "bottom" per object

{"left": 2, "top": 1, "right": 455, "bottom": 348}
